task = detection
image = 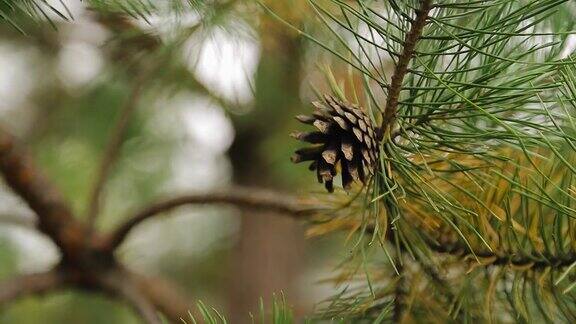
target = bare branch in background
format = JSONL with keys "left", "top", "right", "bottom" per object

{"left": 98, "top": 268, "right": 162, "bottom": 324}
{"left": 107, "top": 187, "right": 316, "bottom": 249}
{"left": 0, "top": 125, "right": 194, "bottom": 320}
{"left": 0, "top": 129, "right": 85, "bottom": 254}
{"left": 85, "top": 72, "right": 149, "bottom": 231}
{"left": 0, "top": 270, "right": 65, "bottom": 307}
{"left": 85, "top": 2, "right": 248, "bottom": 230}
{"left": 133, "top": 272, "right": 196, "bottom": 323}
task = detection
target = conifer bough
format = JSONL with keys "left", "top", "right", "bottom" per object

{"left": 291, "top": 95, "right": 380, "bottom": 192}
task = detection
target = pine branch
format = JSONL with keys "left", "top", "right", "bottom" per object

{"left": 381, "top": 0, "right": 433, "bottom": 135}
{"left": 0, "top": 270, "right": 65, "bottom": 306}
{"left": 431, "top": 242, "right": 576, "bottom": 270}
{"left": 133, "top": 273, "right": 196, "bottom": 323}
{"left": 0, "top": 267, "right": 186, "bottom": 324}
{"left": 85, "top": 70, "right": 149, "bottom": 232}
{"left": 0, "top": 128, "right": 86, "bottom": 256}
{"left": 86, "top": 6, "right": 244, "bottom": 230}
{"left": 107, "top": 187, "right": 316, "bottom": 249}
{"left": 0, "top": 126, "right": 195, "bottom": 322}
{"left": 0, "top": 0, "right": 71, "bottom": 33}
{"left": 98, "top": 268, "right": 162, "bottom": 324}
{"left": 380, "top": 221, "right": 576, "bottom": 271}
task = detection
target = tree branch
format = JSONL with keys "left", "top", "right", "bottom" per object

{"left": 434, "top": 243, "right": 576, "bottom": 270}
{"left": 132, "top": 272, "right": 195, "bottom": 323}
{"left": 98, "top": 268, "right": 162, "bottom": 324}
{"left": 379, "top": 223, "right": 576, "bottom": 271}
{"left": 85, "top": 72, "right": 148, "bottom": 231}
{"left": 381, "top": 0, "right": 433, "bottom": 136}
{"left": 86, "top": 3, "right": 246, "bottom": 229}
{"left": 0, "top": 270, "right": 65, "bottom": 306}
{"left": 107, "top": 187, "right": 315, "bottom": 249}
{"left": 0, "top": 129, "right": 85, "bottom": 255}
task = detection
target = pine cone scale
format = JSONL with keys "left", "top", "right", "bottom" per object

{"left": 291, "top": 95, "right": 380, "bottom": 192}
{"left": 295, "top": 115, "right": 315, "bottom": 124}
{"left": 341, "top": 137, "right": 354, "bottom": 161}
{"left": 322, "top": 145, "right": 338, "bottom": 165}
{"left": 333, "top": 116, "right": 349, "bottom": 130}
{"left": 352, "top": 128, "right": 363, "bottom": 142}
{"left": 313, "top": 120, "right": 331, "bottom": 133}
{"left": 344, "top": 112, "right": 358, "bottom": 124}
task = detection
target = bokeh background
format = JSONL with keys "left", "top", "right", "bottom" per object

{"left": 0, "top": 1, "right": 353, "bottom": 322}
{"left": 4, "top": 1, "right": 576, "bottom": 323}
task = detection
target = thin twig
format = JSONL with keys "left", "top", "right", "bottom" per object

{"left": 0, "top": 270, "right": 65, "bottom": 306}
{"left": 410, "top": 234, "right": 576, "bottom": 270}
{"left": 412, "top": 257, "right": 482, "bottom": 321}
{"left": 381, "top": 0, "right": 433, "bottom": 136}
{"left": 0, "top": 129, "right": 84, "bottom": 253}
{"left": 85, "top": 72, "right": 149, "bottom": 231}
{"left": 86, "top": 4, "right": 244, "bottom": 229}
{"left": 107, "top": 186, "right": 315, "bottom": 249}
{"left": 378, "top": 222, "right": 576, "bottom": 270}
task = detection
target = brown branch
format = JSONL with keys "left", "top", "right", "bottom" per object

{"left": 378, "top": 223, "right": 576, "bottom": 271}
{"left": 381, "top": 0, "right": 433, "bottom": 136}
{"left": 86, "top": 2, "right": 244, "bottom": 230}
{"left": 0, "top": 270, "right": 65, "bottom": 306}
{"left": 98, "top": 268, "right": 162, "bottom": 324}
{"left": 85, "top": 72, "right": 148, "bottom": 231}
{"left": 0, "top": 129, "right": 86, "bottom": 256}
{"left": 0, "top": 266, "right": 188, "bottom": 324}
{"left": 432, "top": 242, "right": 576, "bottom": 270}
{"left": 133, "top": 273, "right": 195, "bottom": 323}
{"left": 107, "top": 187, "right": 314, "bottom": 249}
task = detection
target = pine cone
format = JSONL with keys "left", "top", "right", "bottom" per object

{"left": 291, "top": 95, "right": 380, "bottom": 192}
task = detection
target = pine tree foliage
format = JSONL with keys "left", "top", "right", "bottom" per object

{"left": 183, "top": 294, "right": 294, "bottom": 324}
{"left": 0, "top": 0, "right": 234, "bottom": 33}
{"left": 279, "top": 0, "right": 576, "bottom": 322}
{"left": 0, "top": 0, "right": 72, "bottom": 32}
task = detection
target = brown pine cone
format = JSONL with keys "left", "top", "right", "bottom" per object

{"left": 291, "top": 95, "right": 380, "bottom": 192}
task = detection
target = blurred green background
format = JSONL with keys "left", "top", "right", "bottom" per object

{"left": 0, "top": 1, "right": 350, "bottom": 322}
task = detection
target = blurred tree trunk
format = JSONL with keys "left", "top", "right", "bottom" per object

{"left": 226, "top": 2, "right": 305, "bottom": 322}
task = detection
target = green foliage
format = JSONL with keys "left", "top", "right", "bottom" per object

{"left": 2, "top": 291, "right": 140, "bottom": 324}
{"left": 0, "top": 0, "right": 72, "bottom": 33}
{"left": 0, "top": 0, "right": 239, "bottom": 33}
{"left": 182, "top": 294, "right": 294, "bottom": 324}
{"left": 3, "top": 0, "right": 576, "bottom": 322}
{"left": 277, "top": 0, "right": 576, "bottom": 322}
